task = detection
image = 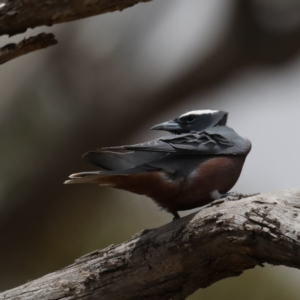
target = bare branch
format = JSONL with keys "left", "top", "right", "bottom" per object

{"left": 0, "top": 33, "right": 57, "bottom": 64}
{"left": 1, "top": 189, "right": 300, "bottom": 300}
{"left": 0, "top": 0, "right": 151, "bottom": 37}
{"left": 0, "top": 0, "right": 150, "bottom": 62}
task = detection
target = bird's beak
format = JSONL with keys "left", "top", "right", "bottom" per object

{"left": 150, "top": 120, "right": 182, "bottom": 133}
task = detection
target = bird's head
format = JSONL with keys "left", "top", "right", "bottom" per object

{"left": 150, "top": 109, "right": 228, "bottom": 134}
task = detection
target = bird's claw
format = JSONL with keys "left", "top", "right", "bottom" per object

{"left": 221, "top": 192, "right": 260, "bottom": 202}
{"left": 206, "top": 192, "right": 260, "bottom": 208}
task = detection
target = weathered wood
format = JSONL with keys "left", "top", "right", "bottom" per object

{"left": 1, "top": 189, "right": 300, "bottom": 300}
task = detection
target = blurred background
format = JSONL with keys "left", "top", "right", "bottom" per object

{"left": 1, "top": 0, "right": 300, "bottom": 298}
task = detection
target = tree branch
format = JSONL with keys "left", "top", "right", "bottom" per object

{"left": 1, "top": 189, "right": 300, "bottom": 300}
{"left": 0, "top": 0, "right": 150, "bottom": 63}
{"left": 0, "top": 33, "right": 57, "bottom": 64}
{"left": 0, "top": 0, "right": 151, "bottom": 37}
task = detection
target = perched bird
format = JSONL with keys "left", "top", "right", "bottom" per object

{"left": 65, "top": 110, "right": 251, "bottom": 219}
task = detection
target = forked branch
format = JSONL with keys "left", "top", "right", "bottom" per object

{"left": 0, "top": 0, "right": 151, "bottom": 63}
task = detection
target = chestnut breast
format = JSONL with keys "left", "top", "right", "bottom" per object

{"left": 156, "top": 155, "right": 246, "bottom": 212}
{"left": 92, "top": 155, "right": 247, "bottom": 214}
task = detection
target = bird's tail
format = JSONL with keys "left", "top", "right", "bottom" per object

{"left": 64, "top": 169, "right": 177, "bottom": 200}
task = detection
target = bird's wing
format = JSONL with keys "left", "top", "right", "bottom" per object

{"left": 83, "top": 150, "right": 167, "bottom": 170}
{"left": 103, "top": 126, "right": 251, "bottom": 156}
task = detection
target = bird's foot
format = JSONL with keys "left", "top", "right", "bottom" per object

{"left": 221, "top": 192, "right": 260, "bottom": 202}
{"left": 206, "top": 192, "right": 260, "bottom": 208}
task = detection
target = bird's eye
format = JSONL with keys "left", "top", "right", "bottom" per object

{"left": 186, "top": 115, "right": 195, "bottom": 123}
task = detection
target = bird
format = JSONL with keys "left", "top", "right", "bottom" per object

{"left": 65, "top": 109, "right": 251, "bottom": 220}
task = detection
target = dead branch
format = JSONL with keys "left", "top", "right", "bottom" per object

{"left": 0, "top": 33, "right": 57, "bottom": 64}
{"left": 1, "top": 189, "right": 300, "bottom": 300}
{"left": 0, "top": 0, "right": 151, "bottom": 37}
{"left": 0, "top": 0, "right": 151, "bottom": 62}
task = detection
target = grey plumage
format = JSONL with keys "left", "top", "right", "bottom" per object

{"left": 66, "top": 125, "right": 250, "bottom": 181}
{"left": 65, "top": 110, "right": 251, "bottom": 218}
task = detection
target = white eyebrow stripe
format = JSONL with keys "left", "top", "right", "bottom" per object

{"left": 180, "top": 110, "right": 218, "bottom": 117}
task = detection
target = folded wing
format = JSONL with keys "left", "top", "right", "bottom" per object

{"left": 102, "top": 126, "right": 251, "bottom": 156}
{"left": 65, "top": 126, "right": 251, "bottom": 186}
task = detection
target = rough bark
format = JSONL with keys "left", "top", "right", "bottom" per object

{"left": 0, "top": 0, "right": 151, "bottom": 62}
{"left": 0, "top": 33, "right": 57, "bottom": 64}
{"left": 0, "top": 0, "right": 151, "bottom": 37}
{"left": 1, "top": 189, "right": 300, "bottom": 300}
